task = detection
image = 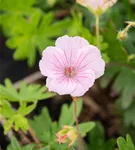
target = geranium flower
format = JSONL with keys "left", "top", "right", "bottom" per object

{"left": 39, "top": 35, "right": 105, "bottom": 97}
{"left": 77, "top": 0, "right": 117, "bottom": 15}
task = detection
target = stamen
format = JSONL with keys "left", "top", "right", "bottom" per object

{"left": 65, "top": 66, "right": 75, "bottom": 77}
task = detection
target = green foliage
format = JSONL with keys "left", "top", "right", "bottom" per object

{"left": 0, "top": 100, "right": 36, "bottom": 133}
{"left": 0, "top": 78, "right": 55, "bottom": 102}
{"left": 29, "top": 100, "right": 95, "bottom": 149}
{"left": 58, "top": 99, "right": 82, "bottom": 127}
{"left": 0, "top": 79, "right": 55, "bottom": 133}
{"left": 0, "top": 0, "right": 71, "bottom": 67}
{"left": 6, "top": 11, "right": 71, "bottom": 66}
{"left": 1, "top": 0, "right": 135, "bottom": 149}
{"left": 123, "top": 101, "right": 135, "bottom": 127}
{"left": 7, "top": 136, "right": 35, "bottom": 150}
{"left": 0, "top": 0, "right": 39, "bottom": 37}
{"left": 101, "top": 66, "right": 135, "bottom": 109}
{"left": 117, "top": 135, "right": 135, "bottom": 150}
{"left": 103, "top": 22, "right": 128, "bottom": 63}
{"left": 79, "top": 122, "right": 95, "bottom": 137}
{"left": 113, "top": 67, "right": 135, "bottom": 109}
{"left": 88, "top": 122, "right": 116, "bottom": 150}
{"left": 68, "top": 12, "right": 109, "bottom": 53}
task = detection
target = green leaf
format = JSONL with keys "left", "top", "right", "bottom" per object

{"left": 79, "top": 122, "right": 95, "bottom": 137}
{"left": 0, "top": 100, "right": 15, "bottom": 118}
{"left": 7, "top": 136, "right": 34, "bottom": 150}
{"left": 124, "top": 101, "right": 135, "bottom": 127}
{"left": 29, "top": 107, "right": 52, "bottom": 142}
{"left": 0, "top": 0, "right": 37, "bottom": 37}
{"left": 0, "top": 0, "right": 35, "bottom": 12}
{"left": 101, "top": 66, "right": 135, "bottom": 109}
{"left": 4, "top": 119, "right": 13, "bottom": 134}
{"left": 113, "top": 67, "right": 135, "bottom": 109}
{"left": 0, "top": 79, "right": 55, "bottom": 102}
{"left": 117, "top": 135, "right": 135, "bottom": 150}
{"left": 39, "top": 146, "right": 50, "bottom": 150}
{"left": 6, "top": 11, "right": 71, "bottom": 67}
{"left": 100, "top": 66, "right": 121, "bottom": 88}
{"left": 88, "top": 122, "right": 116, "bottom": 150}
{"left": 18, "top": 102, "right": 37, "bottom": 116}
{"left": 103, "top": 22, "right": 128, "bottom": 63}
{"left": 14, "top": 115, "right": 29, "bottom": 132}
{"left": 7, "top": 136, "right": 20, "bottom": 150}
{"left": 58, "top": 98, "right": 83, "bottom": 127}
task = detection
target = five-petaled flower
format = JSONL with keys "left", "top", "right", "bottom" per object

{"left": 77, "top": 0, "right": 117, "bottom": 16}
{"left": 39, "top": 35, "right": 105, "bottom": 97}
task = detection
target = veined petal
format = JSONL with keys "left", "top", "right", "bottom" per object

{"left": 71, "top": 69, "right": 95, "bottom": 97}
{"left": 39, "top": 46, "right": 66, "bottom": 79}
{"left": 74, "top": 45, "right": 104, "bottom": 78}
{"left": 46, "top": 77, "right": 76, "bottom": 95}
{"left": 84, "top": 0, "right": 117, "bottom": 12}
{"left": 55, "top": 35, "right": 89, "bottom": 66}
{"left": 39, "top": 35, "right": 105, "bottom": 97}
{"left": 55, "top": 35, "right": 89, "bottom": 50}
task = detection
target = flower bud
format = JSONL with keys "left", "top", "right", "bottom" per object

{"left": 56, "top": 126, "right": 77, "bottom": 147}
{"left": 117, "top": 21, "right": 135, "bottom": 41}
{"left": 117, "top": 30, "right": 128, "bottom": 41}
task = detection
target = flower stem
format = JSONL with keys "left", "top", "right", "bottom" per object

{"left": 28, "top": 127, "right": 42, "bottom": 148}
{"left": 73, "top": 97, "right": 81, "bottom": 150}
{"left": 96, "top": 15, "right": 100, "bottom": 49}
{"left": 123, "top": 21, "right": 135, "bottom": 35}
{"left": 18, "top": 130, "right": 32, "bottom": 144}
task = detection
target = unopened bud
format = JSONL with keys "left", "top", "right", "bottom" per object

{"left": 117, "top": 30, "right": 128, "bottom": 41}
{"left": 117, "top": 21, "right": 135, "bottom": 41}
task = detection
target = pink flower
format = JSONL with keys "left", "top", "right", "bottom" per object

{"left": 39, "top": 35, "right": 105, "bottom": 97}
{"left": 77, "top": 0, "right": 117, "bottom": 15}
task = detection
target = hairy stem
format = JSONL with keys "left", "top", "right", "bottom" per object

{"left": 123, "top": 21, "right": 135, "bottom": 35}
{"left": 73, "top": 97, "right": 81, "bottom": 150}
{"left": 18, "top": 130, "right": 32, "bottom": 144}
{"left": 28, "top": 127, "right": 42, "bottom": 148}
{"left": 96, "top": 15, "right": 100, "bottom": 49}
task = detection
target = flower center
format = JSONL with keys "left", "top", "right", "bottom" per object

{"left": 64, "top": 66, "right": 75, "bottom": 77}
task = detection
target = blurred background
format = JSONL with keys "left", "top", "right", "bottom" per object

{"left": 0, "top": 0, "right": 135, "bottom": 149}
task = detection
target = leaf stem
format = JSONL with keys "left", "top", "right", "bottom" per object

{"left": 96, "top": 15, "right": 100, "bottom": 49}
{"left": 28, "top": 127, "right": 42, "bottom": 148}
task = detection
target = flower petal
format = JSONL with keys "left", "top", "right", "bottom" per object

{"left": 71, "top": 69, "right": 95, "bottom": 97}
{"left": 46, "top": 77, "right": 76, "bottom": 95}
{"left": 55, "top": 35, "right": 89, "bottom": 66}
{"left": 88, "top": 58, "right": 105, "bottom": 78}
{"left": 55, "top": 35, "right": 89, "bottom": 50}
{"left": 74, "top": 45, "right": 105, "bottom": 78}
{"left": 39, "top": 46, "right": 66, "bottom": 79}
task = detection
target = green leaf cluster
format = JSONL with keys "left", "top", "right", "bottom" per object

{"left": 0, "top": 0, "right": 71, "bottom": 67}
{"left": 29, "top": 99, "right": 95, "bottom": 149}
{"left": 117, "top": 135, "right": 135, "bottom": 150}
{"left": 0, "top": 79, "right": 55, "bottom": 102}
{"left": 0, "top": 79, "right": 55, "bottom": 133}
{"left": 68, "top": 12, "right": 109, "bottom": 62}
{"left": 6, "top": 99, "right": 95, "bottom": 150}
{"left": 7, "top": 136, "right": 35, "bottom": 150}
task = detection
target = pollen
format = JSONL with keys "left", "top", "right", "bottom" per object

{"left": 64, "top": 66, "right": 75, "bottom": 77}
